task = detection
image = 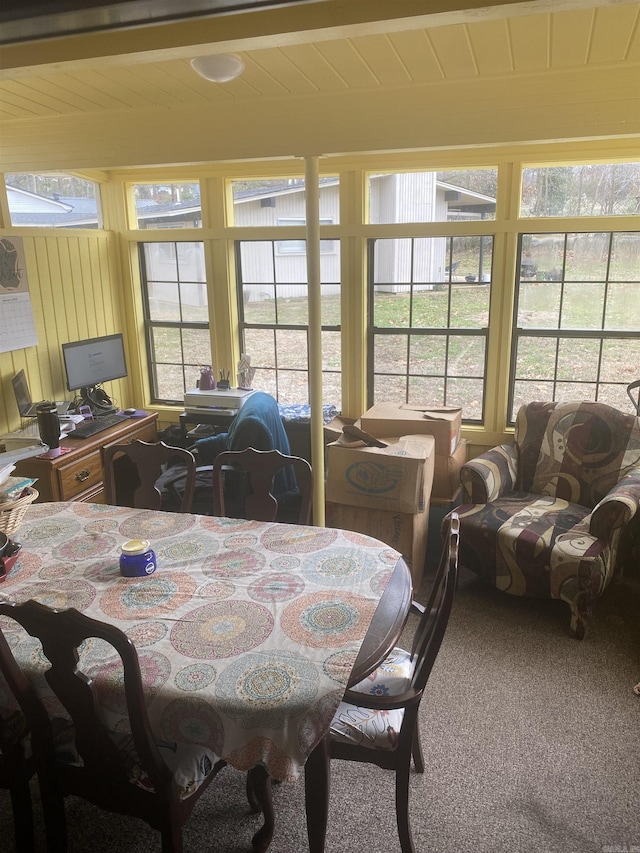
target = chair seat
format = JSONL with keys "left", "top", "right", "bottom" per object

{"left": 457, "top": 493, "right": 610, "bottom": 601}
{"left": 55, "top": 718, "right": 219, "bottom": 801}
{"left": 115, "top": 734, "right": 220, "bottom": 801}
{"left": 330, "top": 648, "right": 413, "bottom": 750}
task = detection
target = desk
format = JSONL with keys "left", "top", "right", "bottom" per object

{"left": 0, "top": 502, "right": 411, "bottom": 847}
{"left": 13, "top": 413, "right": 158, "bottom": 503}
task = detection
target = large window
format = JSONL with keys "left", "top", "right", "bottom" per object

{"left": 139, "top": 242, "right": 211, "bottom": 402}
{"left": 4, "top": 173, "right": 102, "bottom": 228}
{"left": 510, "top": 231, "right": 640, "bottom": 420}
{"left": 237, "top": 239, "right": 341, "bottom": 404}
{"left": 368, "top": 236, "right": 492, "bottom": 422}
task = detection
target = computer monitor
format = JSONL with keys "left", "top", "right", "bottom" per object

{"left": 62, "top": 333, "right": 127, "bottom": 414}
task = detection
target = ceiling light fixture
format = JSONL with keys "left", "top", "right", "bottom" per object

{"left": 190, "top": 54, "right": 245, "bottom": 83}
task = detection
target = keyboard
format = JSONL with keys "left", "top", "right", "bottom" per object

{"left": 69, "top": 413, "right": 129, "bottom": 439}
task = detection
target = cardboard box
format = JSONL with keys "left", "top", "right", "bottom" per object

{"left": 432, "top": 439, "right": 468, "bottom": 502}
{"left": 325, "top": 499, "right": 430, "bottom": 589}
{"left": 323, "top": 415, "right": 356, "bottom": 444}
{"left": 326, "top": 433, "right": 435, "bottom": 514}
{"left": 360, "top": 402, "right": 462, "bottom": 456}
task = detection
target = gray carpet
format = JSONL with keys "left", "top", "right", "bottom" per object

{"left": 2, "top": 566, "right": 639, "bottom": 853}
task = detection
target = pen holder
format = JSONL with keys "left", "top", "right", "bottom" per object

{"left": 217, "top": 379, "right": 230, "bottom": 391}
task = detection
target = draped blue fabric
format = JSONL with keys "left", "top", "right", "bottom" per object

{"left": 195, "top": 391, "right": 297, "bottom": 500}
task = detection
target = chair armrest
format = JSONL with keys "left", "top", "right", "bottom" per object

{"left": 589, "top": 468, "right": 640, "bottom": 540}
{"left": 460, "top": 443, "right": 518, "bottom": 503}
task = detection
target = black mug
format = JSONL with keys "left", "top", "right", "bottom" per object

{"left": 36, "top": 403, "right": 60, "bottom": 450}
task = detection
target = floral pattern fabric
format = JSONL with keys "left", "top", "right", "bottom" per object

{"left": 0, "top": 502, "right": 401, "bottom": 782}
{"left": 455, "top": 402, "right": 640, "bottom": 637}
{"left": 330, "top": 647, "right": 412, "bottom": 750}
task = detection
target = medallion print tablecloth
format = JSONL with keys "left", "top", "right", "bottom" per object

{"left": 0, "top": 502, "right": 401, "bottom": 781}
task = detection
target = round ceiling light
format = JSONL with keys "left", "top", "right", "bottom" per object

{"left": 190, "top": 54, "right": 245, "bottom": 83}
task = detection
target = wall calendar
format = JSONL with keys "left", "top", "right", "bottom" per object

{"left": 0, "top": 237, "right": 39, "bottom": 354}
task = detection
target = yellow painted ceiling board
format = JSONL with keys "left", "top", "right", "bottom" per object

{"left": 69, "top": 70, "right": 148, "bottom": 110}
{"left": 2, "top": 65, "right": 635, "bottom": 173}
{"left": 428, "top": 24, "right": 478, "bottom": 80}
{"left": 8, "top": 78, "right": 92, "bottom": 115}
{"left": 628, "top": 15, "right": 640, "bottom": 60}
{"left": 247, "top": 49, "right": 320, "bottom": 95}
{"left": 278, "top": 43, "right": 350, "bottom": 91}
{"left": 0, "top": 82, "right": 61, "bottom": 117}
{"left": 347, "top": 34, "right": 413, "bottom": 87}
{"left": 509, "top": 14, "right": 550, "bottom": 73}
{"left": 98, "top": 66, "right": 173, "bottom": 108}
{"left": 50, "top": 72, "right": 137, "bottom": 111}
{"left": 120, "top": 63, "right": 201, "bottom": 107}
{"left": 551, "top": 9, "right": 593, "bottom": 68}
{"left": 467, "top": 19, "right": 513, "bottom": 76}
{"left": 387, "top": 30, "right": 444, "bottom": 84}
{"left": 314, "top": 39, "right": 381, "bottom": 88}
{"left": 590, "top": 4, "right": 640, "bottom": 62}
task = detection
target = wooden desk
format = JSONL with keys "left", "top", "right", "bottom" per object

{"left": 13, "top": 413, "right": 158, "bottom": 504}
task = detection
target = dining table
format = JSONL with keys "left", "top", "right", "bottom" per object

{"left": 0, "top": 500, "right": 412, "bottom": 851}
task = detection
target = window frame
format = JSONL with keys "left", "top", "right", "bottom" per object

{"left": 508, "top": 229, "right": 640, "bottom": 422}
{"left": 235, "top": 238, "right": 341, "bottom": 404}
{"left": 366, "top": 235, "right": 493, "bottom": 423}
{"left": 138, "top": 240, "right": 210, "bottom": 404}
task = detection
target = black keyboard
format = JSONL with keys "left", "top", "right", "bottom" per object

{"left": 69, "top": 413, "right": 129, "bottom": 439}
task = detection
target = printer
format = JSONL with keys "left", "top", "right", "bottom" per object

{"left": 183, "top": 387, "right": 256, "bottom": 417}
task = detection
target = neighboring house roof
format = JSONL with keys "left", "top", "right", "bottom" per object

{"left": 6, "top": 185, "right": 73, "bottom": 214}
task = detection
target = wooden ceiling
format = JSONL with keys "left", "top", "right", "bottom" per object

{"left": 0, "top": 0, "right": 638, "bottom": 171}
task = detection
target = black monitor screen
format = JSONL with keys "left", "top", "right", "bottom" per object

{"left": 62, "top": 333, "right": 127, "bottom": 392}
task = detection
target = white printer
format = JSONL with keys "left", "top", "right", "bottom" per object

{"left": 183, "top": 387, "right": 256, "bottom": 417}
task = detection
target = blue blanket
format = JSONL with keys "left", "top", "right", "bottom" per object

{"left": 195, "top": 391, "right": 296, "bottom": 499}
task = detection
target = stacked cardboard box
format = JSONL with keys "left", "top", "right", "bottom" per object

{"left": 359, "top": 403, "right": 466, "bottom": 505}
{"left": 325, "top": 430, "right": 435, "bottom": 587}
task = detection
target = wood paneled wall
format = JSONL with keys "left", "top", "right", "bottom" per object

{"left": 0, "top": 230, "right": 129, "bottom": 436}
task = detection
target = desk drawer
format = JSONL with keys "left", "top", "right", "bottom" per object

{"left": 57, "top": 450, "right": 104, "bottom": 500}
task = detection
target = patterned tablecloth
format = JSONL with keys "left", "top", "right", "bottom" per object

{"left": 0, "top": 502, "right": 401, "bottom": 781}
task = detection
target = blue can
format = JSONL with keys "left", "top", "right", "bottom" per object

{"left": 119, "top": 539, "right": 157, "bottom": 577}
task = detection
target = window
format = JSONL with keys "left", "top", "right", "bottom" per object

{"left": 520, "top": 163, "right": 640, "bottom": 217}
{"left": 132, "top": 183, "right": 201, "bottom": 229}
{"left": 139, "top": 242, "right": 210, "bottom": 402}
{"left": 231, "top": 177, "right": 340, "bottom": 226}
{"left": 237, "top": 240, "right": 341, "bottom": 404}
{"left": 369, "top": 236, "right": 492, "bottom": 421}
{"left": 276, "top": 218, "right": 335, "bottom": 254}
{"left": 4, "top": 173, "right": 102, "bottom": 228}
{"left": 510, "top": 231, "right": 640, "bottom": 420}
{"left": 368, "top": 169, "right": 497, "bottom": 223}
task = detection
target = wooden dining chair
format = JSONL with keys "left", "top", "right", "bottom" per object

{"left": 212, "top": 447, "right": 313, "bottom": 524}
{"left": 0, "top": 706, "right": 36, "bottom": 853}
{"left": 103, "top": 439, "right": 197, "bottom": 512}
{"left": 0, "top": 599, "right": 228, "bottom": 853}
{"left": 328, "top": 512, "right": 460, "bottom": 853}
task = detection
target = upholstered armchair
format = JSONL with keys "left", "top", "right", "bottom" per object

{"left": 454, "top": 401, "right": 640, "bottom": 639}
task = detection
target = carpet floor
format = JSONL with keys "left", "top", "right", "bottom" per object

{"left": 2, "top": 565, "right": 639, "bottom": 853}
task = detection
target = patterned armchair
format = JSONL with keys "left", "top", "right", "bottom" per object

{"left": 454, "top": 401, "right": 640, "bottom": 639}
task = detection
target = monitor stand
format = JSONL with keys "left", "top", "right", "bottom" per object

{"left": 81, "top": 385, "right": 117, "bottom": 416}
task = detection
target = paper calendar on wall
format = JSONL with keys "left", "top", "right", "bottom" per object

{"left": 0, "top": 237, "right": 39, "bottom": 354}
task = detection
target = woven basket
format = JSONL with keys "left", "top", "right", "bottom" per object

{"left": 0, "top": 487, "right": 39, "bottom": 537}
